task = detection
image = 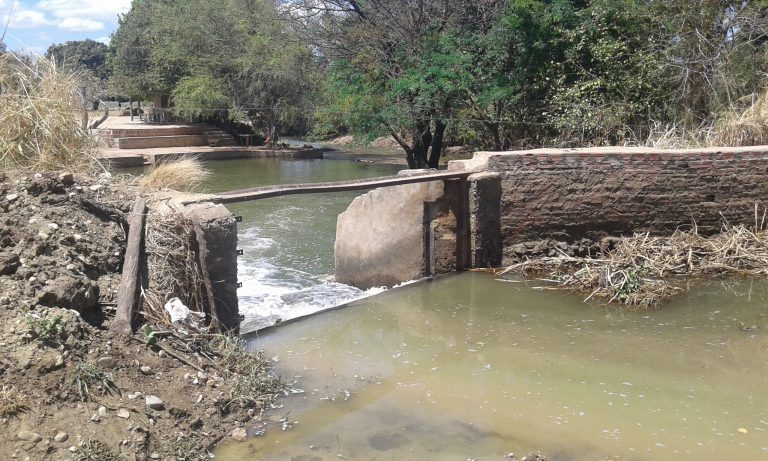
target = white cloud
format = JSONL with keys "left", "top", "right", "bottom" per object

{"left": 35, "top": 0, "right": 131, "bottom": 22}
{"left": 11, "top": 9, "right": 51, "bottom": 28}
{"left": 57, "top": 16, "right": 102, "bottom": 31}
{"left": 95, "top": 35, "right": 109, "bottom": 45}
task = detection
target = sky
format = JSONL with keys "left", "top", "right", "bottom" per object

{"left": 1, "top": 0, "right": 131, "bottom": 54}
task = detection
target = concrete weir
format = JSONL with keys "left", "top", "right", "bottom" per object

{"left": 334, "top": 170, "right": 502, "bottom": 289}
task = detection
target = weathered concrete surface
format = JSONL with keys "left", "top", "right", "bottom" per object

{"left": 449, "top": 146, "right": 768, "bottom": 263}
{"left": 468, "top": 172, "right": 502, "bottom": 268}
{"left": 335, "top": 180, "right": 445, "bottom": 289}
{"left": 151, "top": 193, "right": 240, "bottom": 332}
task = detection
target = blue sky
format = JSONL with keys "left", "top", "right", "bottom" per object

{"left": 1, "top": 0, "right": 131, "bottom": 54}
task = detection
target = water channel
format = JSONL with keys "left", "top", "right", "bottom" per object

{"left": 159, "top": 156, "right": 766, "bottom": 460}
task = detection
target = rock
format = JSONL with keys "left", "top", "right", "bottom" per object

{"left": 149, "top": 453, "right": 161, "bottom": 459}
{"left": 197, "top": 371, "right": 208, "bottom": 381}
{"left": 54, "top": 355, "right": 64, "bottom": 367}
{"left": 145, "top": 395, "right": 164, "bottom": 411}
{"left": 37, "top": 275, "right": 99, "bottom": 312}
{"left": 231, "top": 427, "right": 248, "bottom": 442}
{"left": 158, "top": 350, "right": 166, "bottom": 359}
{"left": 57, "top": 173, "right": 74, "bottom": 185}
{"left": 89, "top": 184, "right": 103, "bottom": 192}
{"left": 17, "top": 431, "right": 42, "bottom": 443}
{"left": 98, "top": 406, "right": 108, "bottom": 417}
{"left": 140, "top": 365, "right": 153, "bottom": 375}
{"left": 47, "top": 223, "right": 59, "bottom": 232}
{"left": 53, "top": 432, "right": 69, "bottom": 443}
{"left": 5, "top": 193, "right": 18, "bottom": 202}
{"left": 116, "top": 409, "right": 130, "bottom": 419}
{"left": 97, "top": 356, "right": 117, "bottom": 369}
{"left": 0, "top": 252, "right": 20, "bottom": 276}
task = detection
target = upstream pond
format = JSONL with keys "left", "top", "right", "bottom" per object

{"left": 179, "top": 156, "right": 766, "bottom": 460}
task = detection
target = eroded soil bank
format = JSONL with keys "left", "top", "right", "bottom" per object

{"left": 0, "top": 170, "right": 282, "bottom": 460}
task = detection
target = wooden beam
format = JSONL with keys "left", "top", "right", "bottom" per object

{"left": 183, "top": 170, "right": 473, "bottom": 205}
{"left": 111, "top": 198, "right": 147, "bottom": 335}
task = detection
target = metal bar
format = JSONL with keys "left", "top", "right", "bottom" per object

{"left": 182, "top": 170, "right": 473, "bottom": 205}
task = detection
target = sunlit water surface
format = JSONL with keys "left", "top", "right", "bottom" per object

{"left": 216, "top": 275, "right": 768, "bottom": 460}
{"left": 192, "top": 156, "right": 767, "bottom": 460}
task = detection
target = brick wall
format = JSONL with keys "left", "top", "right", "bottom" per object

{"left": 451, "top": 146, "right": 768, "bottom": 262}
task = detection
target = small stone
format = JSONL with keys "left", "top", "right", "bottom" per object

{"left": 48, "top": 223, "right": 59, "bottom": 231}
{"left": 89, "top": 185, "right": 103, "bottom": 192}
{"left": 54, "top": 355, "right": 64, "bottom": 367}
{"left": 247, "top": 409, "right": 255, "bottom": 418}
{"left": 66, "top": 264, "right": 76, "bottom": 271}
{"left": 17, "top": 431, "right": 42, "bottom": 443}
{"left": 149, "top": 453, "right": 161, "bottom": 459}
{"left": 158, "top": 350, "right": 166, "bottom": 359}
{"left": 140, "top": 366, "right": 153, "bottom": 375}
{"left": 5, "top": 194, "right": 18, "bottom": 202}
{"left": 58, "top": 173, "right": 74, "bottom": 185}
{"left": 98, "top": 406, "right": 108, "bottom": 417}
{"left": 90, "top": 414, "right": 100, "bottom": 422}
{"left": 197, "top": 371, "right": 208, "bottom": 381}
{"left": 116, "top": 409, "right": 130, "bottom": 419}
{"left": 145, "top": 395, "right": 164, "bottom": 410}
{"left": 196, "top": 394, "right": 203, "bottom": 404}
{"left": 193, "top": 378, "right": 199, "bottom": 385}
{"left": 97, "top": 356, "right": 117, "bottom": 369}
{"left": 37, "top": 232, "right": 49, "bottom": 240}
{"left": 231, "top": 427, "right": 248, "bottom": 442}
{"left": 53, "top": 432, "right": 69, "bottom": 443}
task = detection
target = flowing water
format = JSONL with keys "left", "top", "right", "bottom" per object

{"left": 178, "top": 156, "right": 766, "bottom": 460}
{"left": 200, "top": 157, "right": 401, "bottom": 331}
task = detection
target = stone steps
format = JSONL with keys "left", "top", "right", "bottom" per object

{"left": 115, "top": 135, "right": 209, "bottom": 149}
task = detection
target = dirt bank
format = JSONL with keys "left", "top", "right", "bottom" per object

{"left": 0, "top": 171, "right": 284, "bottom": 460}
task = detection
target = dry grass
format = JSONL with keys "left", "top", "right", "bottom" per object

{"left": 498, "top": 215, "right": 768, "bottom": 309}
{"left": 139, "top": 158, "right": 211, "bottom": 192}
{"left": 141, "top": 213, "right": 205, "bottom": 324}
{"left": 0, "top": 53, "right": 97, "bottom": 171}
{"left": 708, "top": 90, "right": 768, "bottom": 147}
{"left": 0, "top": 385, "right": 27, "bottom": 417}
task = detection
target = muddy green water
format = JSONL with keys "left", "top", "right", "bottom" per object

{"left": 223, "top": 277, "right": 767, "bottom": 460}
{"left": 191, "top": 157, "right": 767, "bottom": 460}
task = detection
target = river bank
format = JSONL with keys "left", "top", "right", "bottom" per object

{"left": 0, "top": 170, "right": 284, "bottom": 460}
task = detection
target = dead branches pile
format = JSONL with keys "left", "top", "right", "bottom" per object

{"left": 499, "top": 222, "right": 768, "bottom": 309}
{"left": 141, "top": 213, "right": 206, "bottom": 324}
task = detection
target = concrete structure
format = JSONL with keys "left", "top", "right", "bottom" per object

{"left": 334, "top": 145, "right": 768, "bottom": 288}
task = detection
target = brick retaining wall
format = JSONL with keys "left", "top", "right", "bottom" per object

{"left": 451, "top": 146, "right": 768, "bottom": 262}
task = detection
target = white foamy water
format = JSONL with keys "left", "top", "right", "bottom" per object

{"left": 236, "top": 224, "right": 386, "bottom": 333}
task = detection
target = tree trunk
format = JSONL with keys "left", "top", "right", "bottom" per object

{"left": 427, "top": 119, "right": 446, "bottom": 169}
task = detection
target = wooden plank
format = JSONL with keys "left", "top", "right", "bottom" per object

{"left": 183, "top": 170, "right": 472, "bottom": 205}
{"left": 110, "top": 198, "right": 147, "bottom": 335}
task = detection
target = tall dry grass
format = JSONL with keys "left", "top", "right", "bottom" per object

{"left": 139, "top": 157, "right": 211, "bottom": 191}
{"left": 0, "top": 53, "right": 97, "bottom": 171}
{"left": 708, "top": 90, "right": 768, "bottom": 147}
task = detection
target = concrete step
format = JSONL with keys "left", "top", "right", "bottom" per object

{"left": 106, "top": 127, "right": 205, "bottom": 138}
{"left": 116, "top": 135, "right": 209, "bottom": 149}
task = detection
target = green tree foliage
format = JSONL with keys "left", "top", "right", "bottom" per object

{"left": 308, "top": 0, "right": 768, "bottom": 160}
{"left": 109, "top": 0, "right": 316, "bottom": 141}
{"left": 45, "top": 39, "right": 111, "bottom": 108}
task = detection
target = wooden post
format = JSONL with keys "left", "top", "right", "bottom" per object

{"left": 111, "top": 198, "right": 147, "bottom": 335}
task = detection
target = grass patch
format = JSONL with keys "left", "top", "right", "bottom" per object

{"left": 69, "top": 361, "right": 120, "bottom": 401}
{"left": 205, "top": 336, "right": 288, "bottom": 409}
{"left": 0, "top": 385, "right": 27, "bottom": 417}
{"left": 71, "top": 438, "right": 118, "bottom": 461}
{"left": 0, "top": 53, "right": 97, "bottom": 171}
{"left": 139, "top": 158, "right": 211, "bottom": 192}
{"left": 708, "top": 90, "right": 768, "bottom": 147}
{"left": 498, "top": 221, "right": 768, "bottom": 309}
{"left": 167, "top": 434, "right": 209, "bottom": 461}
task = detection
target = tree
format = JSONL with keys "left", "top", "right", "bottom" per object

{"left": 45, "top": 39, "right": 111, "bottom": 108}
{"left": 108, "top": 0, "right": 317, "bottom": 142}
{"left": 294, "top": 0, "right": 507, "bottom": 168}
